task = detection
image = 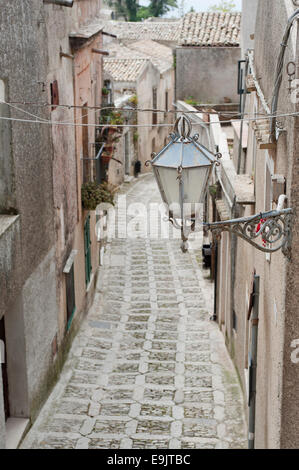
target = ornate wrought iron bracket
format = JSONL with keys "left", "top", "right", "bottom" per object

{"left": 204, "top": 208, "right": 294, "bottom": 259}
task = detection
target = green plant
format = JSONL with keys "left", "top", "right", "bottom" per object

{"left": 129, "top": 95, "right": 138, "bottom": 107}
{"left": 81, "top": 181, "right": 115, "bottom": 210}
{"left": 110, "top": 111, "right": 124, "bottom": 126}
{"left": 102, "top": 87, "right": 109, "bottom": 96}
{"left": 184, "top": 96, "right": 198, "bottom": 106}
{"left": 209, "top": 184, "right": 218, "bottom": 198}
{"left": 108, "top": 0, "right": 178, "bottom": 22}
{"left": 108, "top": 0, "right": 138, "bottom": 21}
{"left": 147, "top": 0, "right": 178, "bottom": 17}
{"left": 100, "top": 109, "right": 124, "bottom": 126}
{"left": 133, "top": 132, "right": 139, "bottom": 143}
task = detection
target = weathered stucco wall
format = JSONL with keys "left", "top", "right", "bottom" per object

{"left": 248, "top": 0, "right": 298, "bottom": 449}
{"left": 137, "top": 64, "right": 174, "bottom": 170}
{"left": 241, "top": 0, "right": 259, "bottom": 57}
{"left": 43, "top": 1, "right": 103, "bottom": 343}
{"left": 217, "top": 0, "right": 299, "bottom": 449}
{"left": 0, "top": 0, "right": 103, "bottom": 447}
{"left": 0, "top": 0, "right": 59, "bottom": 446}
{"left": 176, "top": 47, "right": 241, "bottom": 104}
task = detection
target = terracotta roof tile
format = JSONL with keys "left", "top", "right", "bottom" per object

{"left": 103, "top": 20, "right": 181, "bottom": 43}
{"left": 103, "top": 58, "right": 148, "bottom": 82}
{"left": 125, "top": 40, "right": 173, "bottom": 74}
{"left": 179, "top": 12, "right": 241, "bottom": 47}
{"left": 106, "top": 41, "right": 173, "bottom": 74}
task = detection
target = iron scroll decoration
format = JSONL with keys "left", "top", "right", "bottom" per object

{"left": 146, "top": 115, "right": 294, "bottom": 257}
{"left": 204, "top": 209, "right": 294, "bottom": 259}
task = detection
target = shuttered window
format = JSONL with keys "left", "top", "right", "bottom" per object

{"left": 66, "top": 264, "right": 76, "bottom": 330}
{"left": 50, "top": 80, "right": 59, "bottom": 110}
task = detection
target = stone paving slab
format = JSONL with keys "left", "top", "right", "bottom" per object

{"left": 21, "top": 175, "right": 247, "bottom": 450}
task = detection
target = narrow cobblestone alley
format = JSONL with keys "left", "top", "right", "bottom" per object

{"left": 21, "top": 175, "right": 247, "bottom": 450}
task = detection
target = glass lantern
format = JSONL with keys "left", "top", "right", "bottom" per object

{"left": 146, "top": 115, "right": 221, "bottom": 251}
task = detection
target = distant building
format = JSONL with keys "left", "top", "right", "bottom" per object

{"left": 176, "top": 12, "right": 242, "bottom": 104}
{"left": 102, "top": 39, "right": 175, "bottom": 181}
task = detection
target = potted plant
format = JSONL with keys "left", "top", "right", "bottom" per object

{"left": 102, "top": 87, "right": 110, "bottom": 96}
{"left": 81, "top": 181, "right": 115, "bottom": 211}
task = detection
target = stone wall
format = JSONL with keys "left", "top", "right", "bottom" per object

{"left": 176, "top": 47, "right": 241, "bottom": 104}
{"left": 0, "top": 0, "right": 103, "bottom": 447}
{"left": 213, "top": 0, "right": 299, "bottom": 449}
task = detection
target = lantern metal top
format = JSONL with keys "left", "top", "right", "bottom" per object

{"left": 147, "top": 115, "right": 221, "bottom": 170}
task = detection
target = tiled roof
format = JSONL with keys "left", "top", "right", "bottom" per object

{"left": 128, "top": 40, "right": 173, "bottom": 74}
{"left": 69, "top": 19, "right": 105, "bottom": 39}
{"left": 103, "top": 20, "right": 181, "bottom": 43}
{"left": 103, "top": 58, "right": 148, "bottom": 82}
{"left": 105, "top": 41, "right": 173, "bottom": 75}
{"left": 178, "top": 12, "right": 241, "bottom": 47}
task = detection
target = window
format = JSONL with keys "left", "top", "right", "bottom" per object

{"left": 103, "top": 79, "right": 112, "bottom": 105}
{"left": 84, "top": 215, "right": 92, "bottom": 286}
{"left": 152, "top": 87, "right": 157, "bottom": 125}
{"left": 66, "top": 264, "right": 76, "bottom": 330}
{"left": 232, "top": 310, "right": 237, "bottom": 332}
{"left": 95, "top": 143, "right": 105, "bottom": 184}
{"left": 63, "top": 251, "right": 77, "bottom": 329}
{"left": 50, "top": 80, "right": 59, "bottom": 110}
{"left": 165, "top": 91, "right": 169, "bottom": 112}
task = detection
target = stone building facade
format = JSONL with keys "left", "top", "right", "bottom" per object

{"left": 0, "top": 0, "right": 104, "bottom": 448}
{"left": 206, "top": 0, "right": 299, "bottom": 449}
{"left": 176, "top": 12, "right": 242, "bottom": 104}
{"left": 102, "top": 38, "right": 175, "bottom": 177}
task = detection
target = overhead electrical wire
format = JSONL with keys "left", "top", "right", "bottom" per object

{"left": 2, "top": 100, "right": 293, "bottom": 118}
{"left": 1, "top": 99, "right": 296, "bottom": 132}
{"left": 0, "top": 105, "right": 298, "bottom": 129}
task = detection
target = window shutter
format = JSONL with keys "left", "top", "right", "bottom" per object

{"left": 51, "top": 80, "right": 59, "bottom": 110}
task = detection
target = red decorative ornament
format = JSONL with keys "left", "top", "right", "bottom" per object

{"left": 256, "top": 218, "right": 267, "bottom": 247}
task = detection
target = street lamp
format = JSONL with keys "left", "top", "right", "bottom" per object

{"left": 146, "top": 115, "right": 294, "bottom": 257}
{"left": 146, "top": 115, "right": 221, "bottom": 251}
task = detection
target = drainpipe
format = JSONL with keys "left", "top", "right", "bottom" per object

{"left": 248, "top": 275, "right": 260, "bottom": 449}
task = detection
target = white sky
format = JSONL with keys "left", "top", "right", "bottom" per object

{"left": 139, "top": 0, "right": 242, "bottom": 17}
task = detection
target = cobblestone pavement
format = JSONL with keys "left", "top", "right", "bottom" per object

{"left": 22, "top": 175, "right": 247, "bottom": 450}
